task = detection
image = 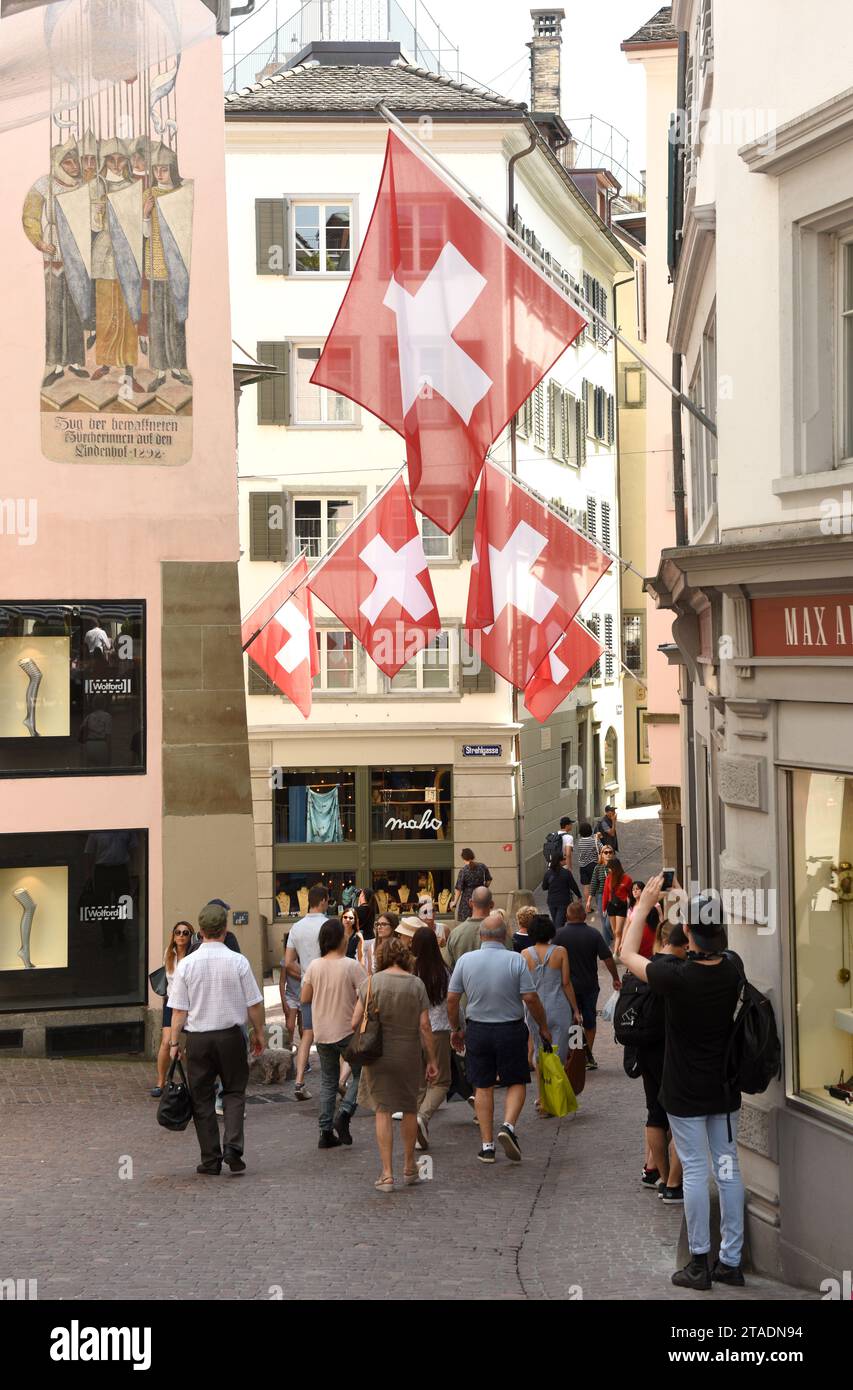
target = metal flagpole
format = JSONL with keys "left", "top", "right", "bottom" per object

{"left": 375, "top": 102, "right": 717, "bottom": 441}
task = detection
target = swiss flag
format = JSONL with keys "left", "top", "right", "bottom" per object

{"left": 307, "top": 477, "right": 440, "bottom": 678}
{"left": 523, "top": 621, "right": 605, "bottom": 724}
{"left": 241, "top": 554, "right": 319, "bottom": 719}
{"left": 466, "top": 462, "right": 611, "bottom": 689}
{"left": 310, "top": 131, "right": 586, "bottom": 533}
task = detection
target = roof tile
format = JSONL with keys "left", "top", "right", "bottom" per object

{"left": 225, "top": 60, "right": 527, "bottom": 115}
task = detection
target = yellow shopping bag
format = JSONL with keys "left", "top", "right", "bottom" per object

{"left": 538, "top": 1044, "right": 578, "bottom": 1117}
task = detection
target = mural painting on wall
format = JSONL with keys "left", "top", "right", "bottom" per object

{"left": 17, "top": 1, "right": 194, "bottom": 464}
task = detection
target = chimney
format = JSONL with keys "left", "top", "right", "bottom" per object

{"left": 528, "top": 9, "right": 565, "bottom": 116}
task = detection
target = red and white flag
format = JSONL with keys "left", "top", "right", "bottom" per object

{"left": 307, "top": 477, "right": 440, "bottom": 678}
{"left": 311, "top": 131, "right": 586, "bottom": 533}
{"left": 241, "top": 554, "right": 319, "bottom": 719}
{"left": 466, "top": 462, "right": 611, "bottom": 689}
{"left": 523, "top": 621, "right": 605, "bottom": 724}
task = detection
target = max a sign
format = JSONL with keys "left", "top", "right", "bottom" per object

{"left": 751, "top": 595, "right": 853, "bottom": 657}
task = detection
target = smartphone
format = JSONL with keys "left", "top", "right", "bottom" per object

{"left": 661, "top": 868, "right": 675, "bottom": 891}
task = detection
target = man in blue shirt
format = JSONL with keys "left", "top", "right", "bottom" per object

{"left": 447, "top": 915, "right": 551, "bottom": 1164}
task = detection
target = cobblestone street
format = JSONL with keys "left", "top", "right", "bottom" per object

{"left": 0, "top": 812, "right": 812, "bottom": 1302}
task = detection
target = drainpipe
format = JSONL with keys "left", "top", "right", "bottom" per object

{"left": 672, "top": 352, "right": 688, "bottom": 545}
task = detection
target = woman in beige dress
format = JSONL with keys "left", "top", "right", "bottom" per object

{"left": 352, "top": 936, "right": 438, "bottom": 1192}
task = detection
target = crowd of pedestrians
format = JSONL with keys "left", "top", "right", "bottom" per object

{"left": 155, "top": 810, "right": 762, "bottom": 1292}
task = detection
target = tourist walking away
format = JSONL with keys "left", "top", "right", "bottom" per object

{"left": 541, "top": 816, "right": 574, "bottom": 873}
{"left": 541, "top": 852, "right": 582, "bottom": 929}
{"left": 152, "top": 920, "right": 193, "bottom": 1096}
{"left": 521, "top": 914, "right": 581, "bottom": 1075}
{"left": 301, "top": 918, "right": 367, "bottom": 1149}
{"left": 284, "top": 883, "right": 329, "bottom": 1100}
{"left": 622, "top": 876, "right": 748, "bottom": 1290}
{"left": 590, "top": 848, "right": 611, "bottom": 942}
{"left": 602, "top": 856, "right": 633, "bottom": 958}
{"left": 450, "top": 847, "right": 492, "bottom": 923}
{"left": 411, "top": 926, "right": 452, "bottom": 1150}
{"left": 555, "top": 901, "right": 621, "bottom": 1071}
{"left": 596, "top": 805, "right": 619, "bottom": 852}
{"left": 352, "top": 936, "right": 438, "bottom": 1192}
{"left": 513, "top": 903, "right": 536, "bottom": 953}
{"left": 447, "top": 914, "right": 551, "bottom": 1163}
{"left": 574, "top": 822, "right": 600, "bottom": 912}
{"left": 634, "top": 918, "right": 687, "bottom": 1202}
{"left": 167, "top": 903, "right": 265, "bottom": 1175}
{"left": 446, "top": 885, "right": 495, "bottom": 965}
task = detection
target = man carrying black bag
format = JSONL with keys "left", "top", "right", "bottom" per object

{"left": 167, "top": 903, "right": 266, "bottom": 1176}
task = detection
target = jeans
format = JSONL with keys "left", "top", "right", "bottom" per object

{"left": 667, "top": 1112, "right": 746, "bottom": 1267}
{"left": 316, "top": 1035, "right": 361, "bottom": 1133}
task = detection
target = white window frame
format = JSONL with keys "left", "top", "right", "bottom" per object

{"left": 292, "top": 495, "right": 358, "bottom": 559}
{"left": 418, "top": 513, "right": 453, "bottom": 562}
{"left": 313, "top": 627, "right": 357, "bottom": 694}
{"left": 291, "top": 198, "right": 355, "bottom": 276}
{"left": 387, "top": 629, "right": 455, "bottom": 695}
{"left": 839, "top": 233, "right": 853, "bottom": 463}
{"left": 291, "top": 341, "right": 358, "bottom": 427}
{"left": 560, "top": 739, "right": 573, "bottom": 790}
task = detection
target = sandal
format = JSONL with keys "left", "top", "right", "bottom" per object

{"left": 374, "top": 1175, "right": 394, "bottom": 1193}
{"left": 403, "top": 1169, "right": 419, "bottom": 1186}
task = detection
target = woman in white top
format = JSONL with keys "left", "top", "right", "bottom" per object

{"left": 151, "top": 920, "right": 192, "bottom": 1097}
{"left": 410, "top": 926, "right": 452, "bottom": 1150}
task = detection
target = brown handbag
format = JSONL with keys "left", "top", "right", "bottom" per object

{"left": 565, "top": 1044, "right": 586, "bottom": 1096}
{"left": 345, "top": 971, "right": 383, "bottom": 1065}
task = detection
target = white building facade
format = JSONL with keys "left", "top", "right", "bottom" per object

{"left": 225, "top": 39, "right": 629, "bottom": 927}
{"left": 650, "top": 0, "right": 853, "bottom": 1287}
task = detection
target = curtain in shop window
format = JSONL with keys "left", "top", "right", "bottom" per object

{"left": 306, "top": 786, "right": 343, "bottom": 844}
{"left": 288, "top": 784, "right": 308, "bottom": 843}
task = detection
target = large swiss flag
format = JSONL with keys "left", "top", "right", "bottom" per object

{"left": 310, "top": 131, "right": 586, "bottom": 533}
{"left": 523, "top": 621, "right": 605, "bottom": 724}
{"left": 307, "top": 477, "right": 440, "bottom": 678}
{"left": 241, "top": 554, "right": 319, "bottom": 718}
{"left": 466, "top": 462, "right": 611, "bottom": 689}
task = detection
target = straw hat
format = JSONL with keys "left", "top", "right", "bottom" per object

{"left": 397, "top": 916, "right": 421, "bottom": 939}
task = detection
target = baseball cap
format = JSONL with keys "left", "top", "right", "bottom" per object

{"left": 198, "top": 902, "right": 227, "bottom": 933}
{"left": 687, "top": 894, "right": 727, "bottom": 952}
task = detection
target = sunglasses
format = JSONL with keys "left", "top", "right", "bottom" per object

{"left": 174, "top": 929, "right": 191, "bottom": 937}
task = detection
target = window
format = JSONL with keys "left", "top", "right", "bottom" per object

{"left": 601, "top": 501, "right": 612, "bottom": 553}
{"left": 293, "top": 497, "right": 355, "bottom": 558}
{"left": 293, "top": 345, "right": 354, "bottom": 424}
{"left": 293, "top": 202, "right": 352, "bottom": 273}
{"left": 603, "top": 728, "right": 618, "bottom": 787}
{"left": 274, "top": 868, "right": 358, "bottom": 918}
{"left": 420, "top": 515, "right": 451, "bottom": 559}
{"left": 604, "top": 612, "right": 615, "bottom": 678}
{"left": 389, "top": 631, "right": 452, "bottom": 693}
{"left": 370, "top": 868, "right": 454, "bottom": 913}
{"left": 532, "top": 381, "right": 547, "bottom": 449}
{"left": 587, "top": 614, "right": 601, "bottom": 679}
{"left": 273, "top": 768, "right": 356, "bottom": 844}
{"left": 842, "top": 239, "right": 853, "bottom": 460}
{"left": 0, "top": 601, "right": 145, "bottom": 778}
{"left": 371, "top": 766, "right": 452, "bottom": 840}
{"left": 636, "top": 708, "right": 650, "bottom": 762}
{"left": 313, "top": 630, "right": 355, "bottom": 692}
{"left": 619, "top": 363, "right": 646, "bottom": 408}
{"left": 548, "top": 381, "right": 578, "bottom": 465}
{"left": 622, "top": 612, "right": 645, "bottom": 676}
{"left": 788, "top": 769, "right": 853, "bottom": 1127}
{"left": 689, "top": 310, "right": 718, "bottom": 533}
{"left": 560, "top": 740, "right": 574, "bottom": 790}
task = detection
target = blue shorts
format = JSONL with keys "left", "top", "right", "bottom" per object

{"left": 465, "top": 1018, "right": 530, "bottom": 1089}
{"left": 574, "top": 988, "right": 599, "bottom": 1032}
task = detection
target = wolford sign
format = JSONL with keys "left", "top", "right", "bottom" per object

{"left": 751, "top": 595, "right": 853, "bottom": 657}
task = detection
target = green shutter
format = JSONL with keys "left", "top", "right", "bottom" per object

{"left": 576, "top": 397, "right": 586, "bottom": 465}
{"left": 548, "top": 379, "right": 560, "bottom": 456}
{"left": 460, "top": 633, "right": 495, "bottom": 693}
{"left": 248, "top": 657, "right": 278, "bottom": 695}
{"left": 459, "top": 491, "right": 479, "bottom": 559}
{"left": 249, "top": 490, "right": 289, "bottom": 562}
{"left": 255, "top": 199, "right": 288, "bottom": 276}
{"left": 256, "top": 341, "right": 290, "bottom": 425}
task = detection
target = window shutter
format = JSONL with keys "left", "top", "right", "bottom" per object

{"left": 601, "top": 501, "right": 612, "bottom": 553}
{"left": 248, "top": 657, "right": 278, "bottom": 695}
{"left": 255, "top": 199, "right": 288, "bottom": 276}
{"left": 604, "top": 613, "right": 615, "bottom": 678}
{"left": 561, "top": 389, "right": 572, "bottom": 464}
{"left": 461, "top": 632, "right": 495, "bottom": 693}
{"left": 459, "top": 491, "right": 479, "bottom": 559}
{"left": 586, "top": 495, "right": 597, "bottom": 542}
{"left": 598, "top": 285, "right": 609, "bottom": 345}
{"left": 607, "top": 393, "right": 615, "bottom": 445}
{"left": 249, "top": 490, "right": 289, "bottom": 562}
{"left": 256, "top": 340, "right": 291, "bottom": 425}
{"left": 533, "top": 381, "right": 546, "bottom": 448}
{"left": 548, "top": 379, "right": 561, "bottom": 456}
{"left": 588, "top": 614, "right": 601, "bottom": 679}
{"left": 577, "top": 397, "right": 587, "bottom": 464}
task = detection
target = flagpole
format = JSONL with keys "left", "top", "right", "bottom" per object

{"left": 375, "top": 104, "right": 717, "bottom": 441}
{"left": 241, "top": 463, "right": 408, "bottom": 653}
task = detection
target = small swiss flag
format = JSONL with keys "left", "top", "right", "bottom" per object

{"left": 241, "top": 554, "right": 319, "bottom": 719}
{"left": 466, "top": 462, "right": 611, "bottom": 689}
{"left": 311, "top": 131, "right": 586, "bottom": 533}
{"left": 523, "top": 621, "right": 605, "bottom": 724}
{"left": 307, "top": 477, "right": 440, "bottom": 678}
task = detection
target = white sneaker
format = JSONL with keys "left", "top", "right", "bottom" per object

{"left": 392, "top": 1111, "right": 403, "bottom": 1121}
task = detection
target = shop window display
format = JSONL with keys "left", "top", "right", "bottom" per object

{"left": 0, "top": 601, "right": 144, "bottom": 776}
{"left": 0, "top": 828, "right": 146, "bottom": 1013}
{"left": 273, "top": 768, "right": 356, "bottom": 844}
{"left": 371, "top": 767, "right": 452, "bottom": 841}
{"left": 790, "top": 770, "right": 853, "bottom": 1120}
{"left": 274, "top": 869, "right": 357, "bottom": 919}
{"left": 370, "top": 869, "right": 453, "bottom": 917}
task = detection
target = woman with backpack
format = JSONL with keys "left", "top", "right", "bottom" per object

{"left": 629, "top": 918, "right": 688, "bottom": 1203}
{"left": 601, "top": 855, "right": 633, "bottom": 958}
{"left": 621, "top": 875, "right": 748, "bottom": 1292}
{"left": 541, "top": 853, "right": 582, "bottom": 930}
{"left": 450, "top": 847, "right": 492, "bottom": 923}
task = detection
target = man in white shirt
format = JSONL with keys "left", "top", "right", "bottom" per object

{"left": 560, "top": 816, "right": 574, "bottom": 871}
{"left": 283, "top": 883, "right": 328, "bottom": 1100}
{"left": 83, "top": 620, "right": 112, "bottom": 657}
{"left": 168, "top": 903, "right": 265, "bottom": 1176}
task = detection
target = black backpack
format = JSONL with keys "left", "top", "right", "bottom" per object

{"left": 543, "top": 830, "right": 564, "bottom": 865}
{"left": 613, "top": 970, "right": 665, "bottom": 1050}
{"left": 722, "top": 953, "right": 781, "bottom": 1113}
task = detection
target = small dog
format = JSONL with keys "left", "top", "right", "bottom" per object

{"left": 248, "top": 1048, "right": 293, "bottom": 1086}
